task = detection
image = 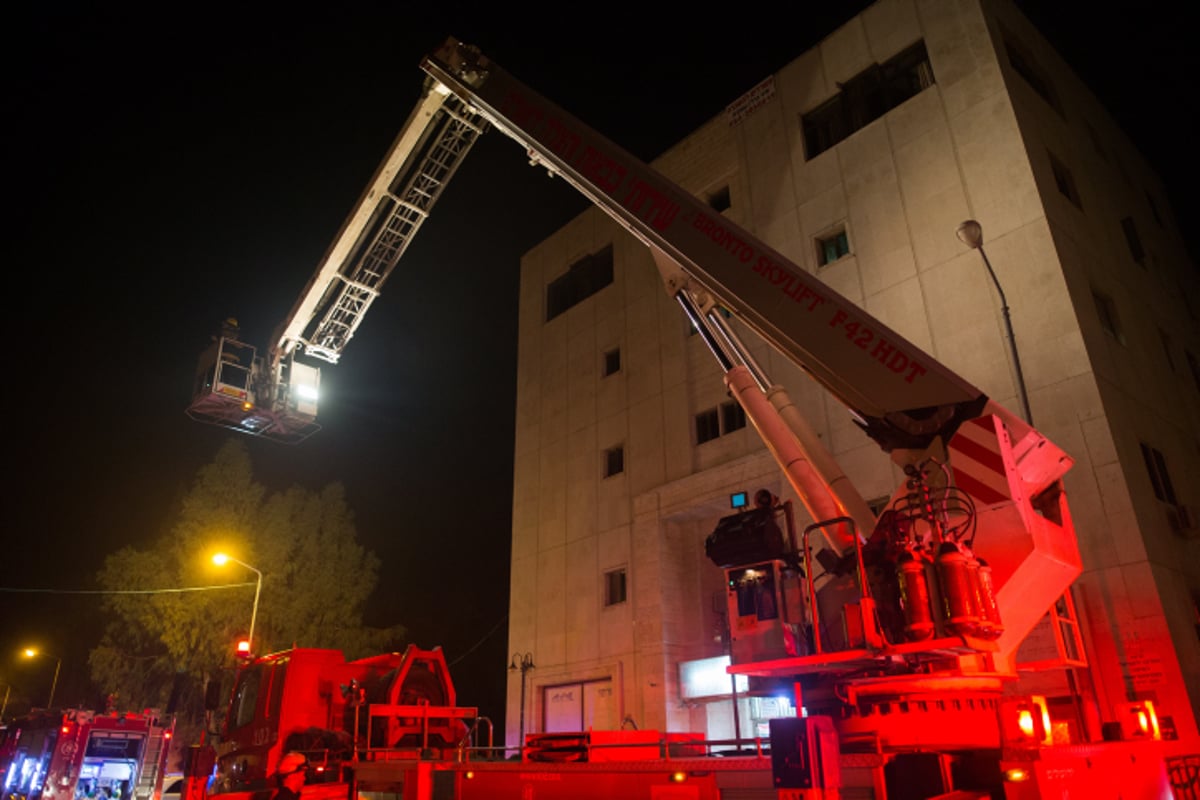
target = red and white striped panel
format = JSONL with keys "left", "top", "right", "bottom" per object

{"left": 948, "top": 415, "right": 1013, "bottom": 507}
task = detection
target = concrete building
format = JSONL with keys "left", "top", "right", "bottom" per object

{"left": 504, "top": 0, "right": 1200, "bottom": 753}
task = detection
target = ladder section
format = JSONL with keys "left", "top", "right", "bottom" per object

{"left": 133, "top": 727, "right": 165, "bottom": 800}
{"left": 303, "top": 96, "right": 487, "bottom": 363}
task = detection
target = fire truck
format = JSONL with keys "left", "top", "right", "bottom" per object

{"left": 0, "top": 709, "right": 173, "bottom": 800}
{"left": 186, "top": 36, "right": 1194, "bottom": 799}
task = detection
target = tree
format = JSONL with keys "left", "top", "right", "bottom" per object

{"left": 89, "top": 439, "right": 405, "bottom": 739}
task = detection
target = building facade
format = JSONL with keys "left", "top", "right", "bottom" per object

{"left": 505, "top": 0, "right": 1200, "bottom": 752}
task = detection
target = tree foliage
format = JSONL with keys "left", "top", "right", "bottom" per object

{"left": 89, "top": 440, "right": 405, "bottom": 732}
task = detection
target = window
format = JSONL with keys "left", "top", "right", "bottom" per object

{"left": 230, "top": 665, "right": 263, "bottom": 730}
{"left": 604, "top": 445, "right": 624, "bottom": 477}
{"left": 802, "top": 95, "right": 846, "bottom": 159}
{"left": 1120, "top": 217, "right": 1145, "bottom": 265}
{"left": 729, "top": 565, "right": 778, "bottom": 621}
{"left": 801, "top": 40, "right": 934, "bottom": 158}
{"left": 721, "top": 400, "right": 747, "bottom": 434}
{"left": 1049, "top": 151, "right": 1081, "bottom": 208}
{"left": 1141, "top": 443, "right": 1178, "bottom": 505}
{"left": 546, "top": 244, "right": 614, "bottom": 321}
{"left": 707, "top": 185, "right": 731, "bottom": 213}
{"left": 695, "top": 408, "right": 720, "bottom": 444}
{"left": 1092, "top": 289, "right": 1123, "bottom": 343}
{"left": 602, "top": 347, "right": 621, "bottom": 377}
{"left": 604, "top": 568, "right": 627, "bottom": 606}
{"left": 817, "top": 228, "right": 850, "bottom": 266}
{"left": 1004, "top": 34, "right": 1062, "bottom": 114}
{"left": 696, "top": 400, "right": 747, "bottom": 444}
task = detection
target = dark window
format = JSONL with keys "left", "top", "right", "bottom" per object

{"left": 604, "top": 445, "right": 624, "bottom": 477}
{"left": 1092, "top": 289, "right": 1123, "bottom": 344}
{"left": 721, "top": 400, "right": 747, "bottom": 434}
{"left": 1120, "top": 217, "right": 1145, "bottom": 265}
{"left": 817, "top": 229, "right": 850, "bottom": 266}
{"left": 604, "top": 568, "right": 627, "bottom": 606}
{"left": 802, "top": 95, "right": 847, "bottom": 159}
{"left": 1049, "top": 151, "right": 1082, "bottom": 208}
{"left": 697, "top": 400, "right": 747, "bottom": 444}
{"left": 730, "top": 564, "right": 778, "bottom": 621}
{"left": 603, "top": 348, "right": 621, "bottom": 377}
{"left": 696, "top": 408, "right": 720, "bottom": 444}
{"left": 547, "top": 244, "right": 614, "bottom": 321}
{"left": 708, "top": 186, "right": 731, "bottom": 212}
{"left": 1141, "top": 443, "right": 1178, "bottom": 505}
{"left": 802, "top": 40, "right": 934, "bottom": 158}
{"left": 1005, "top": 34, "right": 1062, "bottom": 114}
{"left": 230, "top": 665, "right": 263, "bottom": 730}
{"left": 1188, "top": 351, "right": 1200, "bottom": 393}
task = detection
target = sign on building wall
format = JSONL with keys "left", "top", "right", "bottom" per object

{"left": 679, "top": 655, "right": 750, "bottom": 699}
{"left": 724, "top": 77, "right": 776, "bottom": 127}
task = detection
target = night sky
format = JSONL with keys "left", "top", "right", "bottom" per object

{"left": 3, "top": 3, "right": 1196, "bottom": 731}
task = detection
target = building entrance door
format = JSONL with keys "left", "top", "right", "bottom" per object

{"left": 543, "top": 679, "right": 615, "bottom": 731}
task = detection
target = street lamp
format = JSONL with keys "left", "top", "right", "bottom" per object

{"left": 956, "top": 220, "right": 1033, "bottom": 425}
{"left": 22, "top": 648, "right": 61, "bottom": 709}
{"left": 508, "top": 652, "right": 535, "bottom": 752}
{"left": 213, "top": 552, "right": 263, "bottom": 655}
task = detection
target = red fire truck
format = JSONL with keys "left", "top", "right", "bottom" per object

{"left": 186, "top": 34, "right": 1196, "bottom": 799}
{"left": 0, "top": 709, "right": 173, "bottom": 800}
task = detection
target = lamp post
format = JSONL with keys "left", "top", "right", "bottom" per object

{"left": 955, "top": 220, "right": 1096, "bottom": 734}
{"left": 956, "top": 220, "right": 1033, "bottom": 425}
{"left": 1, "top": 682, "right": 11, "bottom": 720}
{"left": 213, "top": 553, "right": 263, "bottom": 655}
{"left": 508, "top": 652, "right": 535, "bottom": 753}
{"left": 22, "top": 649, "right": 61, "bottom": 709}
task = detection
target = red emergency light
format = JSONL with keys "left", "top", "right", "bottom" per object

{"left": 1120, "top": 701, "right": 1162, "bottom": 740}
{"left": 236, "top": 640, "right": 252, "bottom": 658}
{"left": 1000, "top": 696, "right": 1053, "bottom": 746}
